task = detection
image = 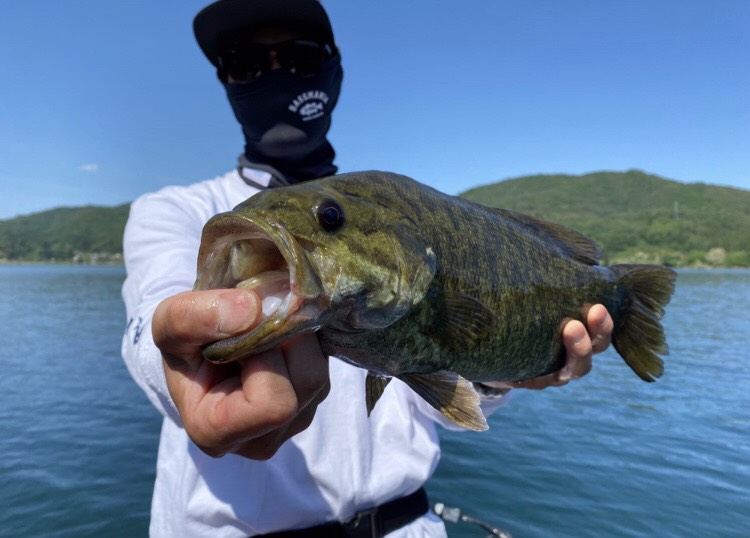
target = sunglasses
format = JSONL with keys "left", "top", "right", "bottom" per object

{"left": 220, "top": 39, "right": 334, "bottom": 82}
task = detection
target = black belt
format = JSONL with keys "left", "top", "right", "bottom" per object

{"left": 255, "top": 487, "right": 429, "bottom": 538}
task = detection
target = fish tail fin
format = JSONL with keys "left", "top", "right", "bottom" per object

{"left": 610, "top": 264, "right": 677, "bottom": 382}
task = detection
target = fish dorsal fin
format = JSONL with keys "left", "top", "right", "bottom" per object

{"left": 365, "top": 372, "right": 391, "bottom": 416}
{"left": 399, "top": 371, "right": 488, "bottom": 431}
{"left": 428, "top": 291, "right": 496, "bottom": 350}
{"left": 488, "top": 207, "right": 601, "bottom": 265}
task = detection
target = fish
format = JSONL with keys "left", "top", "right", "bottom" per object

{"left": 194, "top": 171, "right": 676, "bottom": 431}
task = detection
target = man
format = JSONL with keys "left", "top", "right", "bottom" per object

{"left": 121, "top": 1, "right": 614, "bottom": 536}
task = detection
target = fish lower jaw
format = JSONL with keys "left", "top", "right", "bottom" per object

{"left": 201, "top": 292, "right": 308, "bottom": 363}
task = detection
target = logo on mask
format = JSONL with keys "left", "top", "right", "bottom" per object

{"left": 288, "top": 91, "right": 329, "bottom": 122}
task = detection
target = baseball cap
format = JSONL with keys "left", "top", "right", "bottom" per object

{"left": 194, "top": 0, "right": 336, "bottom": 68}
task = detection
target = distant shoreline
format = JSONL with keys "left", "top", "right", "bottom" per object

{"left": 0, "top": 259, "right": 124, "bottom": 266}
{"left": 2, "top": 171, "right": 748, "bottom": 268}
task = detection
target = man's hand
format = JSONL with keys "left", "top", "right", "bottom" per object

{"left": 485, "top": 304, "right": 614, "bottom": 391}
{"left": 153, "top": 289, "right": 330, "bottom": 460}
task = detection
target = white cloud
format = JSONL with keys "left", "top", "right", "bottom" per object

{"left": 79, "top": 163, "right": 99, "bottom": 173}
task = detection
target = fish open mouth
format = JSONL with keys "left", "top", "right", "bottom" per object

{"left": 193, "top": 214, "right": 320, "bottom": 362}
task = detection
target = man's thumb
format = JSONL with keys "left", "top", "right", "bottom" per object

{"left": 217, "top": 288, "right": 262, "bottom": 336}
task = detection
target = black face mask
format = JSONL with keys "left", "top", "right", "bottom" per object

{"left": 223, "top": 56, "right": 343, "bottom": 184}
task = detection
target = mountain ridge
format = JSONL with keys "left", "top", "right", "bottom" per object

{"left": 460, "top": 169, "right": 749, "bottom": 266}
{"left": 1, "top": 170, "right": 748, "bottom": 266}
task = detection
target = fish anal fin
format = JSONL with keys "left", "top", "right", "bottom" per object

{"left": 365, "top": 373, "right": 391, "bottom": 416}
{"left": 489, "top": 207, "right": 601, "bottom": 265}
{"left": 399, "top": 371, "right": 488, "bottom": 431}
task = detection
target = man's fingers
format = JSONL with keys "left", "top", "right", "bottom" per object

{"left": 195, "top": 338, "right": 330, "bottom": 460}
{"left": 280, "top": 333, "right": 329, "bottom": 410}
{"left": 511, "top": 373, "right": 559, "bottom": 390}
{"left": 228, "top": 335, "right": 329, "bottom": 459}
{"left": 232, "top": 378, "right": 330, "bottom": 461}
{"left": 586, "top": 304, "right": 614, "bottom": 354}
{"left": 153, "top": 289, "right": 262, "bottom": 357}
{"left": 211, "top": 335, "right": 328, "bottom": 442}
{"left": 221, "top": 348, "right": 299, "bottom": 437}
{"left": 184, "top": 348, "right": 297, "bottom": 456}
{"left": 559, "top": 319, "right": 593, "bottom": 382}
{"left": 228, "top": 334, "right": 328, "bottom": 444}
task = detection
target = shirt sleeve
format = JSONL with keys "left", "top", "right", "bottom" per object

{"left": 120, "top": 188, "right": 210, "bottom": 425}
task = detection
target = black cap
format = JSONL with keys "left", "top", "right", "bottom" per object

{"left": 194, "top": 0, "right": 336, "bottom": 68}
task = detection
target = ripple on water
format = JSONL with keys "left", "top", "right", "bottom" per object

{"left": 2, "top": 266, "right": 749, "bottom": 537}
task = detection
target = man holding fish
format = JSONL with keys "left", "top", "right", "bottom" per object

{"left": 122, "top": 1, "right": 616, "bottom": 536}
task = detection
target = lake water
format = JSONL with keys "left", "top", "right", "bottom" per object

{"left": 1, "top": 265, "right": 748, "bottom": 537}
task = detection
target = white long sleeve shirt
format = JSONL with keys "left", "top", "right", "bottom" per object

{"left": 121, "top": 169, "right": 510, "bottom": 537}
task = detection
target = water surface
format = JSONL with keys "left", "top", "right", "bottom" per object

{"left": 0, "top": 265, "right": 160, "bottom": 536}
{"left": 427, "top": 269, "right": 750, "bottom": 537}
{"left": 1, "top": 266, "right": 748, "bottom": 536}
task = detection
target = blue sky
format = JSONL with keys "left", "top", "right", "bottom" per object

{"left": 1, "top": 0, "right": 748, "bottom": 219}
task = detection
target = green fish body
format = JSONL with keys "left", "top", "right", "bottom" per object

{"left": 195, "top": 171, "right": 676, "bottom": 430}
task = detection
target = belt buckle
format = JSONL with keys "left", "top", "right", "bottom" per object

{"left": 344, "top": 507, "right": 383, "bottom": 538}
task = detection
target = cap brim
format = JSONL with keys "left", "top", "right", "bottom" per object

{"left": 194, "top": 0, "right": 336, "bottom": 67}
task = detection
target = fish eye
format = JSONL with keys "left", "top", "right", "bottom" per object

{"left": 316, "top": 199, "right": 345, "bottom": 232}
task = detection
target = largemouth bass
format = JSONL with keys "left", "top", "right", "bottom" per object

{"left": 194, "top": 171, "right": 676, "bottom": 430}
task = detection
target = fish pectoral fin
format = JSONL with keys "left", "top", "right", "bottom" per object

{"left": 365, "top": 373, "right": 392, "bottom": 416}
{"left": 399, "top": 371, "right": 488, "bottom": 432}
{"left": 433, "top": 291, "right": 495, "bottom": 350}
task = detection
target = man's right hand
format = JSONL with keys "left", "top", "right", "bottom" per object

{"left": 152, "top": 289, "right": 330, "bottom": 460}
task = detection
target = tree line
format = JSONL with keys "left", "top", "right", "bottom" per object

{"left": 461, "top": 170, "right": 750, "bottom": 267}
{"left": 1, "top": 171, "right": 748, "bottom": 266}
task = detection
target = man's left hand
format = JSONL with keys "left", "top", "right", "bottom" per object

{"left": 484, "top": 304, "right": 614, "bottom": 391}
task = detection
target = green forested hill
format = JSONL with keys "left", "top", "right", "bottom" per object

{"left": 1, "top": 170, "right": 748, "bottom": 266}
{"left": 0, "top": 204, "right": 130, "bottom": 262}
{"left": 461, "top": 170, "right": 750, "bottom": 266}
